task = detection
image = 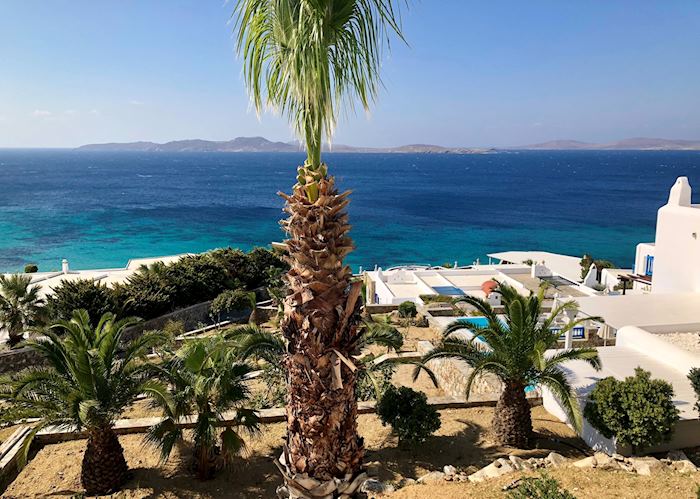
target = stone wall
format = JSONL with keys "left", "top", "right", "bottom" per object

{"left": 416, "top": 340, "right": 502, "bottom": 398}
{"left": 122, "top": 300, "right": 215, "bottom": 342}
{"left": 0, "top": 347, "right": 45, "bottom": 375}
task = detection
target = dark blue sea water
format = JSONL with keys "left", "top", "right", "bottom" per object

{"left": 1, "top": 149, "right": 699, "bottom": 273}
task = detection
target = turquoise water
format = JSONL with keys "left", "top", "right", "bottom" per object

{"left": 1, "top": 149, "right": 699, "bottom": 273}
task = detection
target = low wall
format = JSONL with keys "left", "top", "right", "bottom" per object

{"left": 122, "top": 300, "right": 215, "bottom": 341}
{"left": 417, "top": 340, "right": 502, "bottom": 398}
{"left": 0, "top": 348, "right": 45, "bottom": 376}
{"left": 365, "top": 304, "right": 399, "bottom": 314}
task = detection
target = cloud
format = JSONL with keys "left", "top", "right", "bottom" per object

{"left": 89, "top": 108, "right": 100, "bottom": 115}
{"left": 32, "top": 109, "right": 52, "bottom": 117}
{"left": 64, "top": 109, "right": 77, "bottom": 115}
{"left": 128, "top": 99, "right": 145, "bottom": 106}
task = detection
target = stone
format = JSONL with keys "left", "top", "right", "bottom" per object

{"left": 546, "top": 452, "right": 568, "bottom": 468}
{"left": 572, "top": 456, "right": 597, "bottom": 469}
{"left": 667, "top": 450, "right": 697, "bottom": 473}
{"left": 509, "top": 455, "right": 533, "bottom": 471}
{"left": 360, "top": 479, "right": 395, "bottom": 496}
{"left": 612, "top": 453, "right": 626, "bottom": 462}
{"left": 443, "top": 465, "right": 457, "bottom": 476}
{"left": 396, "top": 478, "right": 416, "bottom": 488}
{"left": 365, "top": 461, "right": 381, "bottom": 477}
{"left": 630, "top": 456, "right": 665, "bottom": 476}
{"left": 593, "top": 452, "right": 621, "bottom": 470}
{"left": 417, "top": 471, "right": 446, "bottom": 484}
{"left": 468, "top": 459, "right": 515, "bottom": 482}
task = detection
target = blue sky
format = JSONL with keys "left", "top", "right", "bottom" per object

{"left": 1, "top": 0, "right": 699, "bottom": 148}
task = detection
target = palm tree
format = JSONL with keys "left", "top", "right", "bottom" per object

{"left": 0, "top": 310, "right": 168, "bottom": 495}
{"left": 421, "top": 282, "right": 602, "bottom": 448}
{"left": 0, "top": 274, "right": 45, "bottom": 346}
{"left": 147, "top": 336, "right": 260, "bottom": 480}
{"left": 232, "top": 1, "right": 406, "bottom": 495}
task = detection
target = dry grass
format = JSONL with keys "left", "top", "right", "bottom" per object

{"left": 4, "top": 406, "right": 582, "bottom": 498}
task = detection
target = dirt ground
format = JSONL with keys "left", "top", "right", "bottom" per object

{"left": 4, "top": 406, "right": 585, "bottom": 498}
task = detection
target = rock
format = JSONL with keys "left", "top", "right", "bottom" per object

{"left": 417, "top": 471, "right": 446, "bottom": 484}
{"left": 365, "top": 461, "right": 381, "bottom": 477}
{"left": 396, "top": 478, "right": 416, "bottom": 488}
{"left": 468, "top": 459, "right": 515, "bottom": 482}
{"left": 630, "top": 456, "right": 665, "bottom": 476}
{"left": 360, "top": 479, "right": 395, "bottom": 496}
{"left": 593, "top": 452, "right": 621, "bottom": 470}
{"left": 546, "top": 452, "right": 568, "bottom": 468}
{"left": 414, "top": 314, "right": 429, "bottom": 327}
{"left": 443, "top": 465, "right": 457, "bottom": 476}
{"left": 667, "top": 450, "right": 697, "bottom": 473}
{"left": 612, "top": 453, "right": 626, "bottom": 462}
{"left": 573, "top": 456, "right": 597, "bottom": 469}
{"left": 509, "top": 455, "right": 533, "bottom": 471}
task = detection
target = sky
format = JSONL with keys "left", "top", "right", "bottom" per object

{"left": 1, "top": 0, "right": 699, "bottom": 148}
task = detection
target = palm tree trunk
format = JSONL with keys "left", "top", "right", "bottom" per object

{"left": 278, "top": 172, "right": 365, "bottom": 497}
{"left": 81, "top": 425, "right": 129, "bottom": 495}
{"left": 493, "top": 380, "right": 532, "bottom": 448}
{"left": 7, "top": 328, "right": 23, "bottom": 347}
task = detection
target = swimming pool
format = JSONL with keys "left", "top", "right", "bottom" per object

{"left": 431, "top": 285, "right": 465, "bottom": 296}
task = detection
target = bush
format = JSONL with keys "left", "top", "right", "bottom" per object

{"left": 584, "top": 367, "right": 679, "bottom": 452}
{"left": 113, "top": 270, "right": 175, "bottom": 320}
{"left": 356, "top": 362, "right": 395, "bottom": 402}
{"left": 209, "top": 247, "right": 287, "bottom": 289}
{"left": 210, "top": 289, "right": 256, "bottom": 322}
{"left": 376, "top": 386, "right": 441, "bottom": 445}
{"left": 163, "top": 255, "right": 230, "bottom": 309}
{"left": 398, "top": 301, "right": 417, "bottom": 319}
{"left": 688, "top": 367, "right": 700, "bottom": 413}
{"left": 24, "top": 264, "right": 38, "bottom": 273}
{"left": 47, "top": 279, "right": 116, "bottom": 325}
{"left": 506, "top": 474, "right": 575, "bottom": 499}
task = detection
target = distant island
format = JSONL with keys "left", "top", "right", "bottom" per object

{"left": 76, "top": 136, "right": 700, "bottom": 153}
{"left": 510, "top": 137, "right": 700, "bottom": 151}
{"left": 76, "top": 136, "right": 494, "bottom": 154}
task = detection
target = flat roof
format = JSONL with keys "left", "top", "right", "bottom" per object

{"left": 576, "top": 292, "right": 700, "bottom": 330}
{"left": 488, "top": 250, "right": 582, "bottom": 284}
{"left": 561, "top": 346, "right": 697, "bottom": 419}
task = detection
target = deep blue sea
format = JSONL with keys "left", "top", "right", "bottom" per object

{"left": 1, "top": 149, "right": 699, "bottom": 273}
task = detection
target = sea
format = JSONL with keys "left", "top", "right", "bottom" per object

{"left": 0, "top": 149, "right": 698, "bottom": 273}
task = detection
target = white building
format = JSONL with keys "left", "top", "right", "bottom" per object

{"left": 633, "top": 177, "right": 700, "bottom": 294}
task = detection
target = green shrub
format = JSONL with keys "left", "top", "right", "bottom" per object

{"left": 163, "top": 255, "right": 230, "bottom": 309}
{"left": 688, "top": 367, "right": 700, "bottom": 413}
{"left": 210, "top": 289, "right": 256, "bottom": 322}
{"left": 356, "top": 362, "right": 395, "bottom": 402}
{"left": 584, "top": 367, "right": 679, "bottom": 452}
{"left": 506, "top": 473, "right": 575, "bottom": 499}
{"left": 23, "top": 264, "right": 38, "bottom": 273}
{"left": 398, "top": 301, "right": 417, "bottom": 319}
{"left": 113, "top": 270, "right": 175, "bottom": 320}
{"left": 376, "top": 386, "right": 441, "bottom": 445}
{"left": 251, "top": 362, "right": 287, "bottom": 409}
{"left": 419, "top": 294, "right": 454, "bottom": 304}
{"left": 209, "top": 247, "right": 287, "bottom": 289}
{"left": 47, "top": 279, "right": 116, "bottom": 325}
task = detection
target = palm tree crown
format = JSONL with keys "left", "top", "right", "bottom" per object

{"left": 0, "top": 274, "right": 45, "bottom": 346}
{"left": 422, "top": 282, "right": 602, "bottom": 447}
{"left": 234, "top": 0, "right": 404, "bottom": 189}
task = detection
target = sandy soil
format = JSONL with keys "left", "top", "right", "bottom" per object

{"left": 4, "top": 406, "right": 583, "bottom": 498}
{"left": 392, "top": 468, "right": 700, "bottom": 499}
{"left": 658, "top": 332, "right": 700, "bottom": 354}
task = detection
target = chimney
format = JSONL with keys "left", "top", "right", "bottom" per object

{"left": 62, "top": 259, "right": 69, "bottom": 274}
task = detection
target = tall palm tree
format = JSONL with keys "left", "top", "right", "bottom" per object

{"left": 0, "top": 274, "right": 45, "bottom": 346}
{"left": 421, "top": 282, "right": 602, "bottom": 448}
{"left": 147, "top": 337, "right": 260, "bottom": 480}
{"left": 0, "top": 310, "right": 168, "bottom": 495}
{"left": 232, "top": 1, "right": 406, "bottom": 496}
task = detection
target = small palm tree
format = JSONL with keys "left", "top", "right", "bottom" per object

{"left": 0, "top": 274, "right": 45, "bottom": 346}
{"left": 147, "top": 336, "right": 260, "bottom": 480}
{"left": 0, "top": 310, "right": 168, "bottom": 495}
{"left": 422, "top": 282, "right": 602, "bottom": 448}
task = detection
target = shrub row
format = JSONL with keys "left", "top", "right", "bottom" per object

{"left": 47, "top": 247, "right": 287, "bottom": 325}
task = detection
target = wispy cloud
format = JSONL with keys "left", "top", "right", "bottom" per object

{"left": 89, "top": 108, "right": 100, "bottom": 115}
{"left": 64, "top": 109, "right": 78, "bottom": 116}
{"left": 128, "top": 99, "right": 145, "bottom": 106}
{"left": 32, "top": 109, "right": 52, "bottom": 117}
